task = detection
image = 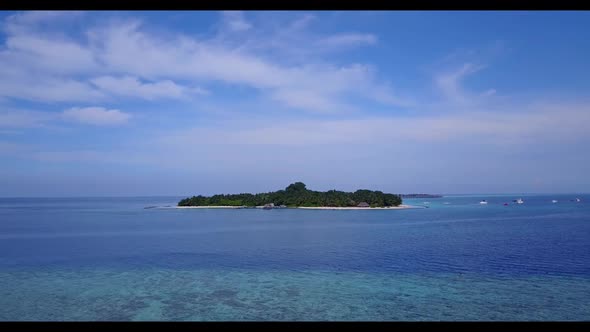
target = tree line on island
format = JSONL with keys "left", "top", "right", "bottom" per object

{"left": 178, "top": 182, "right": 403, "bottom": 208}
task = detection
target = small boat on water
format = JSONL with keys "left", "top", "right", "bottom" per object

{"left": 552, "top": 200, "right": 558, "bottom": 203}
{"left": 479, "top": 200, "right": 488, "bottom": 205}
{"left": 514, "top": 198, "right": 524, "bottom": 204}
{"left": 575, "top": 198, "right": 581, "bottom": 202}
{"left": 503, "top": 203, "right": 509, "bottom": 206}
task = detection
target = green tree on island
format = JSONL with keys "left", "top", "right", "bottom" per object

{"left": 178, "top": 182, "right": 402, "bottom": 207}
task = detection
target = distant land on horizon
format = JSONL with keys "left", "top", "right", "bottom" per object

{"left": 399, "top": 194, "right": 443, "bottom": 198}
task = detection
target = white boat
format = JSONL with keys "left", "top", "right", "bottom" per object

{"left": 479, "top": 200, "right": 488, "bottom": 205}
{"left": 515, "top": 198, "right": 524, "bottom": 204}
{"left": 575, "top": 198, "right": 581, "bottom": 202}
{"left": 552, "top": 200, "right": 558, "bottom": 203}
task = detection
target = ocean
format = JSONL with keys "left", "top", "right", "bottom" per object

{"left": 0, "top": 194, "right": 589, "bottom": 321}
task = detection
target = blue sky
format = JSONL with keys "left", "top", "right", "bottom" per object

{"left": 1, "top": 11, "right": 589, "bottom": 196}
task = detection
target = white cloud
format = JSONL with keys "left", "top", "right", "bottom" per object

{"left": 0, "top": 12, "right": 102, "bottom": 103}
{"left": 288, "top": 14, "right": 316, "bottom": 30}
{"left": 481, "top": 89, "right": 497, "bottom": 97}
{"left": 435, "top": 62, "right": 487, "bottom": 105}
{"left": 90, "top": 76, "right": 208, "bottom": 100}
{"left": 3, "top": 11, "right": 84, "bottom": 34}
{"left": 0, "top": 74, "right": 105, "bottom": 103}
{"left": 316, "top": 33, "right": 377, "bottom": 48}
{"left": 221, "top": 11, "right": 252, "bottom": 32}
{"left": 1, "top": 11, "right": 94, "bottom": 76}
{"left": 85, "top": 21, "right": 407, "bottom": 111}
{"left": 2, "top": 35, "right": 98, "bottom": 75}
{"left": 88, "top": 21, "right": 280, "bottom": 87}
{"left": 62, "top": 107, "right": 131, "bottom": 126}
{"left": 220, "top": 14, "right": 379, "bottom": 63}
{"left": 0, "top": 12, "right": 407, "bottom": 112}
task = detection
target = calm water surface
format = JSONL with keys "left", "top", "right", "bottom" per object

{"left": 0, "top": 194, "right": 589, "bottom": 320}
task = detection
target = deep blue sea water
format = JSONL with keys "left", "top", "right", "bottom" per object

{"left": 0, "top": 194, "right": 589, "bottom": 321}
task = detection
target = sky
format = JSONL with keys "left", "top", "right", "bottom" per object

{"left": 0, "top": 10, "right": 589, "bottom": 197}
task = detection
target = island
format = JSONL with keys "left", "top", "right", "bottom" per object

{"left": 178, "top": 182, "right": 407, "bottom": 209}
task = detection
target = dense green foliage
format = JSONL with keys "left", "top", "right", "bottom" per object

{"left": 178, "top": 182, "right": 402, "bottom": 207}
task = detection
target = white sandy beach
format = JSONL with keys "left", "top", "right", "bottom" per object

{"left": 176, "top": 206, "right": 246, "bottom": 209}
{"left": 297, "top": 205, "right": 417, "bottom": 210}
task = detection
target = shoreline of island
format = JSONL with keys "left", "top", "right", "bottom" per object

{"left": 176, "top": 206, "right": 246, "bottom": 209}
{"left": 175, "top": 204, "right": 422, "bottom": 210}
{"left": 296, "top": 204, "right": 417, "bottom": 210}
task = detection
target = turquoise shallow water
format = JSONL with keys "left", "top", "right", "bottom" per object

{"left": 1, "top": 268, "right": 589, "bottom": 321}
{"left": 0, "top": 194, "right": 589, "bottom": 320}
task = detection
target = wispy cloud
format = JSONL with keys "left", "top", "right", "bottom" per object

{"left": 429, "top": 42, "right": 510, "bottom": 108}
{"left": 0, "top": 11, "right": 408, "bottom": 113}
{"left": 87, "top": 18, "right": 407, "bottom": 112}
{"left": 90, "top": 76, "right": 208, "bottom": 100}
{"left": 3, "top": 35, "right": 98, "bottom": 75}
{"left": 316, "top": 33, "right": 378, "bottom": 48}
{"left": 62, "top": 107, "right": 131, "bottom": 126}
{"left": 3, "top": 10, "right": 84, "bottom": 34}
{"left": 221, "top": 11, "right": 252, "bottom": 32}
{"left": 435, "top": 62, "right": 488, "bottom": 105}
{"left": 288, "top": 14, "right": 316, "bottom": 30}
{"left": 0, "top": 74, "right": 105, "bottom": 103}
